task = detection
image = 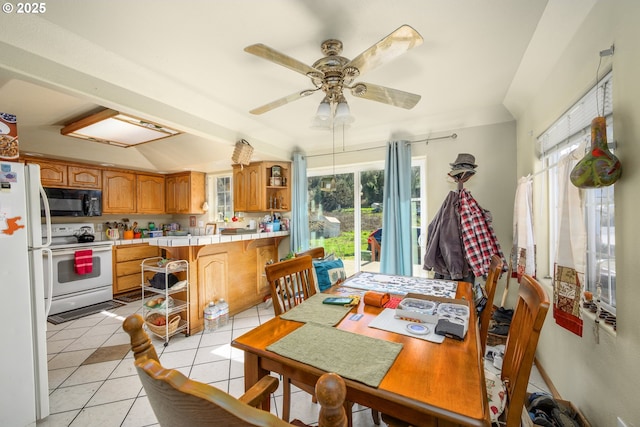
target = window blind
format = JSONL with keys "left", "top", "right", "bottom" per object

{"left": 537, "top": 71, "right": 612, "bottom": 154}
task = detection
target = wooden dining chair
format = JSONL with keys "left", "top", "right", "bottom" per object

{"left": 263, "top": 256, "right": 363, "bottom": 425}
{"left": 497, "top": 274, "right": 550, "bottom": 426}
{"left": 295, "top": 246, "right": 325, "bottom": 259}
{"left": 122, "top": 314, "right": 348, "bottom": 427}
{"left": 479, "top": 254, "right": 504, "bottom": 355}
{"left": 264, "top": 255, "right": 319, "bottom": 422}
{"left": 264, "top": 255, "right": 318, "bottom": 317}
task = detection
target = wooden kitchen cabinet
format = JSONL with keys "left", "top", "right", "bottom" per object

{"left": 28, "top": 159, "right": 67, "bottom": 187}
{"left": 232, "top": 163, "right": 259, "bottom": 211}
{"left": 136, "top": 173, "right": 165, "bottom": 214}
{"left": 103, "top": 170, "right": 137, "bottom": 213}
{"left": 162, "top": 236, "right": 282, "bottom": 333}
{"left": 113, "top": 244, "right": 161, "bottom": 295}
{"left": 25, "top": 158, "right": 101, "bottom": 189}
{"left": 68, "top": 166, "right": 101, "bottom": 188}
{"left": 232, "top": 161, "right": 291, "bottom": 212}
{"left": 165, "top": 171, "right": 205, "bottom": 214}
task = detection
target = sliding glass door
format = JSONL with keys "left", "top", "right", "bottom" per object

{"left": 308, "top": 160, "right": 425, "bottom": 276}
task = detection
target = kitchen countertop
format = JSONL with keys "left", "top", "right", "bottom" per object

{"left": 107, "top": 230, "right": 289, "bottom": 247}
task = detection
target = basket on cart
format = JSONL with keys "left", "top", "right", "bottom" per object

{"left": 145, "top": 313, "right": 181, "bottom": 337}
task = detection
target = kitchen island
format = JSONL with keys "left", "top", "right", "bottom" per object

{"left": 147, "top": 231, "right": 288, "bottom": 334}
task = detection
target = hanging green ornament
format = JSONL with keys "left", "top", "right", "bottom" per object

{"left": 570, "top": 117, "right": 622, "bottom": 188}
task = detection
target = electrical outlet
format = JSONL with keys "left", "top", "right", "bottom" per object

{"left": 617, "top": 417, "right": 630, "bottom": 427}
{"left": 198, "top": 221, "right": 204, "bottom": 227}
{"left": 95, "top": 223, "right": 103, "bottom": 232}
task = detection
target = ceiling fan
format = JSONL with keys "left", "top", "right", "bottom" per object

{"left": 245, "top": 25, "right": 424, "bottom": 117}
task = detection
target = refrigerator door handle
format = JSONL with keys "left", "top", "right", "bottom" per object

{"left": 43, "top": 247, "right": 53, "bottom": 316}
{"left": 40, "top": 185, "right": 52, "bottom": 248}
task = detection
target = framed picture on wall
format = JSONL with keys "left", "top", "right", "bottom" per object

{"left": 205, "top": 223, "right": 217, "bottom": 236}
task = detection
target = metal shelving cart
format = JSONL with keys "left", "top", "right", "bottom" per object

{"left": 141, "top": 257, "right": 189, "bottom": 346}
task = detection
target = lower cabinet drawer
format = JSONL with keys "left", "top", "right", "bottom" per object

{"left": 114, "top": 273, "right": 142, "bottom": 294}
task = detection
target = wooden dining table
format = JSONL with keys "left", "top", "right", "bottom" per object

{"left": 231, "top": 279, "right": 491, "bottom": 427}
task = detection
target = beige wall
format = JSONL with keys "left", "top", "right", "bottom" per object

{"left": 515, "top": 1, "right": 640, "bottom": 425}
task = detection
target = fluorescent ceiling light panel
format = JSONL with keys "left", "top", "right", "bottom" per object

{"left": 61, "top": 108, "right": 180, "bottom": 147}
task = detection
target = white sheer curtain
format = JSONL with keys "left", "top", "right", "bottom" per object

{"left": 553, "top": 145, "right": 586, "bottom": 336}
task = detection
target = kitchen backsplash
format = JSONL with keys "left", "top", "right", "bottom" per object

{"left": 44, "top": 213, "right": 289, "bottom": 241}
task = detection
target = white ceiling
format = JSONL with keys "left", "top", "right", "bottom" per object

{"left": 0, "top": 0, "right": 596, "bottom": 173}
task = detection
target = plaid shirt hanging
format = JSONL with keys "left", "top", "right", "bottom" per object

{"left": 458, "top": 189, "right": 506, "bottom": 277}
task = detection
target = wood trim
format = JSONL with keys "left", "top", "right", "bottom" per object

{"left": 533, "top": 356, "right": 561, "bottom": 399}
{"left": 60, "top": 108, "right": 119, "bottom": 135}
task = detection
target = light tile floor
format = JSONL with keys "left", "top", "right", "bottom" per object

{"left": 38, "top": 300, "right": 550, "bottom": 427}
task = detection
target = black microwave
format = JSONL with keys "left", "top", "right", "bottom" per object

{"left": 42, "top": 188, "right": 102, "bottom": 217}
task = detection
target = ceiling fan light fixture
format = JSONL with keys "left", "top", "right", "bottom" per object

{"left": 334, "top": 97, "right": 355, "bottom": 125}
{"left": 315, "top": 98, "right": 332, "bottom": 121}
{"left": 60, "top": 108, "right": 180, "bottom": 148}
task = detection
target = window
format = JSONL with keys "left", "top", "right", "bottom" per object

{"left": 206, "top": 174, "right": 233, "bottom": 223}
{"left": 539, "top": 71, "right": 616, "bottom": 312}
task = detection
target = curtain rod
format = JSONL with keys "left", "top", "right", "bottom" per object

{"left": 305, "top": 133, "right": 457, "bottom": 158}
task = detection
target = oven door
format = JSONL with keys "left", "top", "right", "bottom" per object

{"left": 44, "top": 244, "right": 113, "bottom": 314}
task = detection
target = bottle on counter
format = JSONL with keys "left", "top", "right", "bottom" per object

{"left": 204, "top": 301, "right": 219, "bottom": 333}
{"left": 217, "top": 299, "right": 229, "bottom": 327}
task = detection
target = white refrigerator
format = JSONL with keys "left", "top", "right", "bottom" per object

{"left": 0, "top": 161, "right": 52, "bottom": 426}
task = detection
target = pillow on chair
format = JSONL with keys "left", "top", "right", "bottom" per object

{"left": 485, "top": 368, "right": 506, "bottom": 422}
{"left": 313, "top": 258, "right": 346, "bottom": 291}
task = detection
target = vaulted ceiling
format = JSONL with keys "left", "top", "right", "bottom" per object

{"left": 0, "top": 0, "right": 596, "bottom": 173}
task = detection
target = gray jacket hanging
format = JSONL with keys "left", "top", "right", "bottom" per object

{"left": 423, "top": 191, "right": 470, "bottom": 280}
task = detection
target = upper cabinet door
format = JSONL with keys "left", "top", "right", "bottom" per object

{"left": 103, "top": 170, "right": 136, "bottom": 213}
{"left": 165, "top": 171, "right": 205, "bottom": 214}
{"left": 68, "top": 166, "right": 101, "bottom": 189}
{"left": 137, "top": 174, "right": 165, "bottom": 214}
{"left": 245, "top": 164, "right": 263, "bottom": 212}
{"left": 30, "top": 160, "right": 67, "bottom": 187}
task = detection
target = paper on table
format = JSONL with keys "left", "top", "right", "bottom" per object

{"left": 368, "top": 308, "right": 445, "bottom": 344}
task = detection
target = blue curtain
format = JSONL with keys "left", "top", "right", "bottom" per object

{"left": 380, "top": 140, "right": 412, "bottom": 275}
{"left": 290, "top": 152, "right": 309, "bottom": 253}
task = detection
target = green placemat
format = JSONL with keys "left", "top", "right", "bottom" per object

{"left": 267, "top": 322, "right": 403, "bottom": 387}
{"left": 280, "top": 293, "right": 354, "bottom": 326}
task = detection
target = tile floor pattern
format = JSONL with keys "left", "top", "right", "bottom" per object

{"left": 38, "top": 301, "right": 550, "bottom": 427}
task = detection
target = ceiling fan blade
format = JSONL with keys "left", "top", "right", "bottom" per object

{"left": 351, "top": 82, "right": 421, "bottom": 109}
{"left": 245, "top": 43, "right": 322, "bottom": 77}
{"left": 346, "top": 25, "right": 423, "bottom": 77}
{"left": 249, "top": 90, "right": 315, "bottom": 115}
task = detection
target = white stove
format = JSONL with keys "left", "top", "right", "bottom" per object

{"left": 43, "top": 223, "right": 114, "bottom": 315}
